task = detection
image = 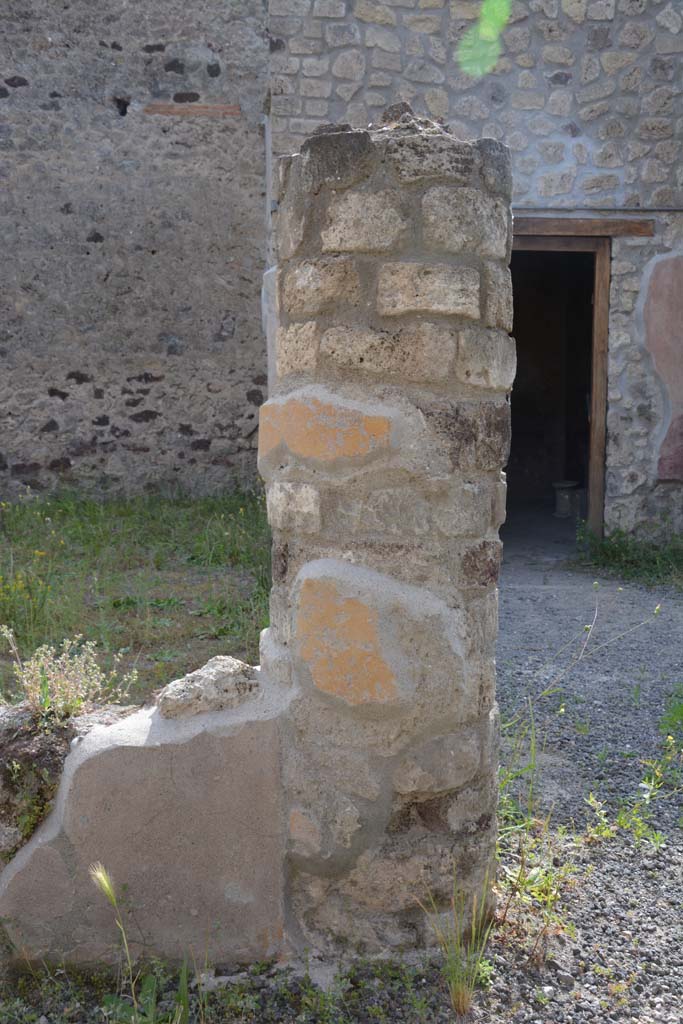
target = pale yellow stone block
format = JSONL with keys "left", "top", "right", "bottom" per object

{"left": 276, "top": 322, "right": 318, "bottom": 377}
{"left": 321, "top": 191, "right": 408, "bottom": 253}
{"left": 377, "top": 263, "right": 480, "bottom": 319}
{"left": 281, "top": 259, "right": 361, "bottom": 316}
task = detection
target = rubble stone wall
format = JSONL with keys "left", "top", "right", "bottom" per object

{"left": 258, "top": 116, "right": 513, "bottom": 949}
{"left": 268, "top": 0, "right": 682, "bottom": 211}
{"left": 0, "top": 0, "right": 269, "bottom": 498}
{"left": 267, "top": 0, "right": 683, "bottom": 534}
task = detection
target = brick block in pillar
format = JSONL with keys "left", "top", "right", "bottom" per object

{"left": 258, "top": 111, "right": 515, "bottom": 952}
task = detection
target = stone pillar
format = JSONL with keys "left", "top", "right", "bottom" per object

{"left": 258, "top": 110, "right": 514, "bottom": 952}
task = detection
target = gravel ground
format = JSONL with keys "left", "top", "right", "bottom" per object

{"left": 478, "top": 510, "right": 683, "bottom": 1024}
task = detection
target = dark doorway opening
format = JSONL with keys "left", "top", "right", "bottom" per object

{"left": 506, "top": 250, "right": 595, "bottom": 523}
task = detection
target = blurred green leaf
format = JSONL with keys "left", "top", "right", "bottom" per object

{"left": 458, "top": 24, "right": 502, "bottom": 78}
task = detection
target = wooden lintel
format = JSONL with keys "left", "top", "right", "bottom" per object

{"left": 513, "top": 217, "right": 655, "bottom": 238}
{"left": 513, "top": 236, "right": 605, "bottom": 252}
{"left": 144, "top": 103, "right": 241, "bottom": 117}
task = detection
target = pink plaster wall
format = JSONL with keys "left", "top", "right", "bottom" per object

{"left": 645, "top": 256, "right": 683, "bottom": 482}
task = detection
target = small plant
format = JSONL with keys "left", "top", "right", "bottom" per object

{"left": 403, "top": 971, "right": 431, "bottom": 1022}
{"left": 584, "top": 735, "right": 682, "bottom": 849}
{"left": 584, "top": 793, "right": 616, "bottom": 843}
{"left": 419, "top": 872, "right": 493, "bottom": 1017}
{"left": 89, "top": 863, "right": 189, "bottom": 1024}
{"left": 1, "top": 626, "right": 135, "bottom": 722}
{"left": 11, "top": 761, "right": 55, "bottom": 839}
{"left": 299, "top": 976, "right": 342, "bottom": 1023}
{"left": 660, "top": 682, "right": 683, "bottom": 743}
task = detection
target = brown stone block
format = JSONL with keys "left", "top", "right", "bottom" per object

{"left": 392, "top": 724, "right": 484, "bottom": 797}
{"left": 293, "top": 827, "right": 496, "bottom": 949}
{"left": 355, "top": 0, "right": 397, "bottom": 25}
{"left": 291, "top": 559, "right": 473, "bottom": 720}
{"left": 296, "top": 576, "right": 399, "bottom": 705}
{"left": 143, "top": 103, "right": 241, "bottom": 117}
{"left": 320, "top": 321, "right": 456, "bottom": 382}
{"left": 459, "top": 539, "right": 502, "bottom": 588}
{"left": 445, "top": 774, "right": 498, "bottom": 837}
{"left": 384, "top": 133, "right": 480, "bottom": 185}
{"left": 475, "top": 142, "right": 511, "bottom": 201}
{"left": 298, "top": 128, "right": 376, "bottom": 191}
{"left": 266, "top": 481, "right": 321, "bottom": 533}
{"left": 276, "top": 533, "right": 497, "bottom": 615}
{"left": 320, "top": 478, "right": 499, "bottom": 543}
{"left": 461, "top": 590, "right": 499, "bottom": 661}
{"left": 420, "top": 398, "right": 511, "bottom": 472}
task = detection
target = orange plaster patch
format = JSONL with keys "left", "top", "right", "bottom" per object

{"left": 258, "top": 398, "right": 391, "bottom": 463}
{"left": 296, "top": 579, "right": 397, "bottom": 705}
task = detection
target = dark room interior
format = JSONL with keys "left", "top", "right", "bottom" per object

{"left": 506, "top": 249, "right": 595, "bottom": 521}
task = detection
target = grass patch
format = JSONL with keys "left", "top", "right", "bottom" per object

{"left": 0, "top": 491, "right": 270, "bottom": 704}
{"left": 577, "top": 525, "right": 683, "bottom": 588}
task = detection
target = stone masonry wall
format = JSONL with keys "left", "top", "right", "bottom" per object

{"left": 268, "top": 0, "right": 682, "bottom": 211}
{"left": 267, "top": 0, "right": 683, "bottom": 534}
{"left": 258, "top": 114, "right": 513, "bottom": 949}
{"left": 1, "top": 1, "right": 269, "bottom": 498}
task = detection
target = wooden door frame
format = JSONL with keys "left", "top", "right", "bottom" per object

{"left": 510, "top": 234, "right": 611, "bottom": 537}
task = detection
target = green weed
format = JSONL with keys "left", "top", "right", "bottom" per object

{"left": 6, "top": 759, "right": 58, "bottom": 844}
{"left": 1, "top": 626, "right": 135, "bottom": 722}
{"left": 584, "top": 793, "right": 616, "bottom": 843}
{"left": 661, "top": 682, "right": 683, "bottom": 743}
{"left": 577, "top": 523, "right": 683, "bottom": 587}
{"left": 585, "top": 735, "right": 682, "bottom": 849}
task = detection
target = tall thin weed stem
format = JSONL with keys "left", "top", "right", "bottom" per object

{"left": 418, "top": 872, "right": 493, "bottom": 1016}
{"left": 89, "top": 863, "right": 139, "bottom": 1016}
